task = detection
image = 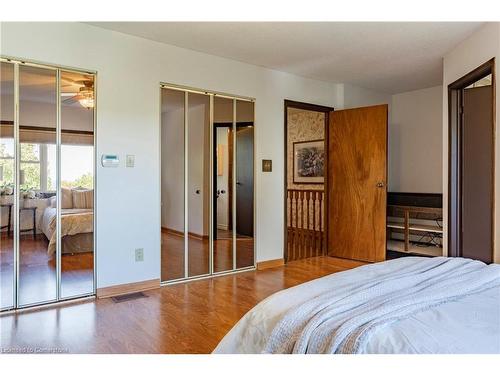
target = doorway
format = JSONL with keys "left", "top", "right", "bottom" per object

{"left": 448, "top": 59, "right": 495, "bottom": 263}
{"left": 284, "top": 100, "right": 332, "bottom": 262}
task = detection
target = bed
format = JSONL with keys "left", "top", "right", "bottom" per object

{"left": 214, "top": 257, "right": 500, "bottom": 354}
{"left": 40, "top": 190, "right": 94, "bottom": 255}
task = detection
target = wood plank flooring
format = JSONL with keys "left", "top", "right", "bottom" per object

{"left": 161, "top": 229, "right": 254, "bottom": 281}
{"left": 0, "top": 256, "right": 366, "bottom": 354}
{"left": 0, "top": 233, "right": 93, "bottom": 308}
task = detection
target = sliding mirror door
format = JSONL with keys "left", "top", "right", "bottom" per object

{"left": 160, "top": 85, "right": 255, "bottom": 283}
{"left": 0, "top": 62, "right": 15, "bottom": 309}
{"left": 213, "top": 97, "right": 234, "bottom": 273}
{"left": 187, "top": 92, "right": 210, "bottom": 277}
{"left": 18, "top": 65, "right": 58, "bottom": 307}
{"left": 60, "top": 70, "right": 95, "bottom": 298}
{"left": 235, "top": 100, "right": 255, "bottom": 269}
{"left": 161, "top": 88, "right": 186, "bottom": 282}
{"left": 0, "top": 58, "right": 96, "bottom": 311}
{"left": 160, "top": 89, "right": 211, "bottom": 281}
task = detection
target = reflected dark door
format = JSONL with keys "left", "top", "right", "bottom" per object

{"left": 236, "top": 127, "right": 254, "bottom": 237}
{"left": 462, "top": 86, "right": 493, "bottom": 263}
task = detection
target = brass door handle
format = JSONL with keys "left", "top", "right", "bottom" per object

{"left": 376, "top": 182, "right": 385, "bottom": 188}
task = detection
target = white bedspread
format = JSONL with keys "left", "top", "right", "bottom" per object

{"left": 41, "top": 207, "right": 94, "bottom": 255}
{"left": 214, "top": 257, "right": 500, "bottom": 354}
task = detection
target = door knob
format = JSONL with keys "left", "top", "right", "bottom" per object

{"left": 376, "top": 182, "right": 385, "bottom": 188}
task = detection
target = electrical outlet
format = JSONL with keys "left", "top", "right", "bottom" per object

{"left": 135, "top": 248, "right": 144, "bottom": 262}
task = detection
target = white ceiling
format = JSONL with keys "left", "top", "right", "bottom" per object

{"left": 89, "top": 22, "right": 484, "bottom": 94}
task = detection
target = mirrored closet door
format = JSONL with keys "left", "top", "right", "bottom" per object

{"left": 213, "top": 96, "right": 234, "bottom": 273}
{"left": 235, "top": 100, "right": 254, "bottom": 269}
{"left": 0, "top": 58, "right": 96, "bottom": 311}
{"left": 0, "top": 61, "right": 15, "bottom": 310}
{"left": 160, "top": 85, "right": 255, "bottom": 283}
{"left": 60, "top": 70, "right": 95, "bottom": 299}
{"left": 18, "top": 64, "right": 58, "bottom": 306}
{"left": 187, "top": 92, "right": 211, "bottom": 278}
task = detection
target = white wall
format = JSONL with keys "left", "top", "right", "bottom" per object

{"left": 340, "top": 83, "right": 392, "bottom": 110}
{"left": 390, "top": 86, "right": 443, "bottom": 193}
{"left": 337, "top": 83, "right": 444, "bottom": 195}
{"left": 0, "top": 22, "right": 342, "bottom": 287}
{"left": 442, "top": 22, "right": 500, "bottom": 263}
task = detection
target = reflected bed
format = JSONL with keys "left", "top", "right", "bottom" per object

{"left": 41, "top": 206, "right": 93, "bottom": 255}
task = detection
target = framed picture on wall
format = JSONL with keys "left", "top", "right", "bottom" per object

{"left": 293, "top": 139, "right": 325, "bottom": 184}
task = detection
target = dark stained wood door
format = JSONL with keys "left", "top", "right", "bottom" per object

{"left": 328, "top": 105, "right": 387, "bottom": 262}
{"left": 236, "top": 127, "right": 254, "bottom": 237}
{"left": 462, "top": 86, "right": 493, "bottom": 263}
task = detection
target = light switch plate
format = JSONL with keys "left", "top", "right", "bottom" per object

{"left": 126, "top": 155, "right": 135, "bottom": 168}
{"left": 262, "top": 159, "right": 272, "bottom": 172}
{"left": 135, "top": 248, "right": 144, "bottom": 262}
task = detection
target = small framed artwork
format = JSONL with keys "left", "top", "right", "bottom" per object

{"left": 293, "top": 139, "right": 325, "bottom": 184}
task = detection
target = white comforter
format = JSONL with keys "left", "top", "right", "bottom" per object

{"left": 214, "top": 257, "right": 500, "bottom": 354}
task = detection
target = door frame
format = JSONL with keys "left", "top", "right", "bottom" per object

{"left": 283, "top": 100, "right": 333, "bottom": 262}
{"left": 447, "top": 58, "right": 496, "bottom": 259}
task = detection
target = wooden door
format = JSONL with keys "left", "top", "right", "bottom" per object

{"left": 328, "top": 105, "right": 387, "bottom": 262}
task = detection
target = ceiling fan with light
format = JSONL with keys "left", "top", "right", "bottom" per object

{"left": 61, "top": 79, "right": 95, "bottom": 109}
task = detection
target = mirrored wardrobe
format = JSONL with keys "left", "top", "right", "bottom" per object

{"left": 0, "top": 58, "right": 96, "bottom": 311}
{"left": 160, "top": 85, "right": 255, "bottom": 283}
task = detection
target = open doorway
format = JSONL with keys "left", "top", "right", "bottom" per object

{"left": 448, "top": 59, "right": 495, "bottom": 263}
{"left": 283, "top": 100, "right": 332, "bottom": 262}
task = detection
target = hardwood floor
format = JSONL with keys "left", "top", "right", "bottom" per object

{"left": 0, "top": 233, "right": 93, "bottom": 308}
{"left": 0, "top": 256, "right": 366, "bottom": 354}
{"left": 161, "top": 229, "right": 254, "bottom": 281}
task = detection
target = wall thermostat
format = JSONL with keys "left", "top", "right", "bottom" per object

{"left": 126, "top": 155, "right": 135, "bottom": 168}
{"left": 101, "top": 154, "right": 119, "bottom": 168}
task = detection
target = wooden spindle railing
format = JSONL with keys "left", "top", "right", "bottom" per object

{"left": 286, "top": 189, "right": 325, "bottom": 261}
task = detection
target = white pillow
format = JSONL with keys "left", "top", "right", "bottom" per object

{"left": 72, "top": 189, "right": 93, "bottom": 209}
